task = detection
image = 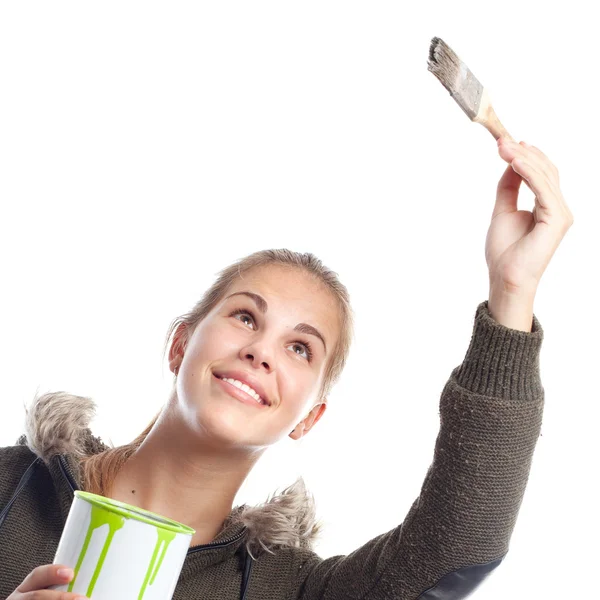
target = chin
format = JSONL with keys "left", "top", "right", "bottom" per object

{"left": 187, "top": 404, "right": 274, "bottom": 448}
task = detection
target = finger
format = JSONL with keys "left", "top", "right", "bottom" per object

{"left": 493, "top": 163, "right": 522, "bottom": 218}
{"left": 520, "top": 142, "right": 573, "bottom": 223}
{"left": 520, "top": 142, "right": 574, "bottom": 218}
{"left": 520, "top": 142, "right": 557, "bottom": 172}
{"left": 21, "top": 591, "right": 86, "bottom": 600}
{"left": 510, "top": 158, "right": 558, "bottom": 217}
{"left": 17, "top": 565, "right": 73, "bottom": 593}
{"left": 519, "top": 141, "right": 559, "bottom": 183}
{"left": 499, "top": 140, "right": 573, "bottom": 225}
{"left": 499, "top": 141, "right": 555, "bottom": 184}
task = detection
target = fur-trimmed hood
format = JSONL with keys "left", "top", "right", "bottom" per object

{"left": 21, "top": 392, "right": 321, "bottom": 556}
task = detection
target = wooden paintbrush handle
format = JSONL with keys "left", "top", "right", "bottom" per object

{"left": 478, "top": 107, "right": 513, "bottom": 141}
{"left": 474, "top": 89, "right": 514, "bottom": 142}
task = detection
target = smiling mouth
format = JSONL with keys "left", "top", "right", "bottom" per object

{"left": 213, "top": 373, "right": 269, "bottom": 407}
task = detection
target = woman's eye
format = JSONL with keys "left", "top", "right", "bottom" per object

{"left": 239, "top": 315, "right": 253, "bottom": 327}
{"left": 288, "top": 343, "right": 311, "bottom": 361}
{"left": 231, "top": 309, "right": 255, "bottom": 329}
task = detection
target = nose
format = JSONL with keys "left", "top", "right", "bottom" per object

{"left": 239, "top": 339, "right": 274, "bottom": 371}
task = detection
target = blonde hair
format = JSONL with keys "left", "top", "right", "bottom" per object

{"left": 81, "top": 249, "right": 354, "bottom": 495}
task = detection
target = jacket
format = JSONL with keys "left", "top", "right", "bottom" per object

{"left": 0, "top": 301, "right": 545, "bottom": 599}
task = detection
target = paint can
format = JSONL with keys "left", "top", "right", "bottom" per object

{"left": 51, "top": 491, "right": 195, "bottom": 599}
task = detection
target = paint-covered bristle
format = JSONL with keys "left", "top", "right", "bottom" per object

{"left": 427, "top": 37, "right": 484, "bottom": 120}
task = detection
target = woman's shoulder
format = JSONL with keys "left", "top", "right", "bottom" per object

{"left": 0, "top": 441, "right": 41, "bottom": 507}
{"left": 0, "top": 439, "right": 37, "bottom": 462}
{"left": 6, "top": 391, "right": 107, "bottom": 464}
{"left": 23, "top": 391, "right": 101, "bottom": 459}
{"left": 0, "top": 437, "right": 38, "bottom": 468}
{"left": 1, "top": 391, "right": 106, "bottom": 501}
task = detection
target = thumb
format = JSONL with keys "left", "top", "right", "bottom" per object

{"left": 493, "top": 162, "right": 522, "bottom": 219}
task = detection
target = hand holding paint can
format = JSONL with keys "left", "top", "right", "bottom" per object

{"left": 51, "top": 491, "right": 195, "bottom": 600}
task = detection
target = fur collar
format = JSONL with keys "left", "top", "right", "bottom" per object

{"left": 23, "top": 392, "right": 321, "bottom": 555}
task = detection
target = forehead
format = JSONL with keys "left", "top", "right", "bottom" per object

{"left": 226, "top": 265, "right": 341, "bottom": 345}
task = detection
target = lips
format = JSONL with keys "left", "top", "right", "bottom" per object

{"left": 212, "top": 370, "right": 271, "bottom": 406}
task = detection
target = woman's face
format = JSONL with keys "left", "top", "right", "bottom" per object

{"left": 172, "top": 265, "right": 341, "bottom": 448}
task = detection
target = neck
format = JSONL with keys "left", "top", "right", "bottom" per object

{"left": 109, "top": 397, "right": 264, "bottom": 547}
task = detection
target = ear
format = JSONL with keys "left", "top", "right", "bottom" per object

{"left": 168, "top": 322, "right": 189, "bottom": 375}
{"left": 289, "top": 401, "right": 327, "bottom": 440}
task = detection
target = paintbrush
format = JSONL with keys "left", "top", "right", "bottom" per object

{"left": 427, "top": 37, "right": 514, "bottom": 142}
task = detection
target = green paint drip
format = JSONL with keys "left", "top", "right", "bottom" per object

{"left": 138, "top": 528, "right": 176, "bottom": 600}
{"left": 68, "top": 505, "right": 125, "bottom": 596}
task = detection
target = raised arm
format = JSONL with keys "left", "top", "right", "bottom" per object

{"left": 294, "top": 138, "right": 573, "bottom": 599}
{"left": 294, "top": 301, "right": 543, "bottom": 599}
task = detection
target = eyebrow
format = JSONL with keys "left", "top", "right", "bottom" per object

{"left": 225, "top": 291, "right": 327, "bottom": 352}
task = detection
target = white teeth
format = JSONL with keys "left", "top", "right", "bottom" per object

{"left": 222, "top": 378, "right": 264, "bottom": 404}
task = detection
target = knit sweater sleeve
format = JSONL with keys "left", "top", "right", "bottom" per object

{"left": 293, "top": 301, "right": 544, "bottom": 600}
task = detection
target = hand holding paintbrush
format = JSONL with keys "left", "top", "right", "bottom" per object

{"left": 427, "top": 36, "right": 574, "bottom": 332}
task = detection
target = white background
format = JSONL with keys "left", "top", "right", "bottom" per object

{"left": 1, "top": 2, "right": 598, "bottom": 598}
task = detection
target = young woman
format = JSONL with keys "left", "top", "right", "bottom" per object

{"left": 0, "top": 137, "right": 573, "bottom": 599}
